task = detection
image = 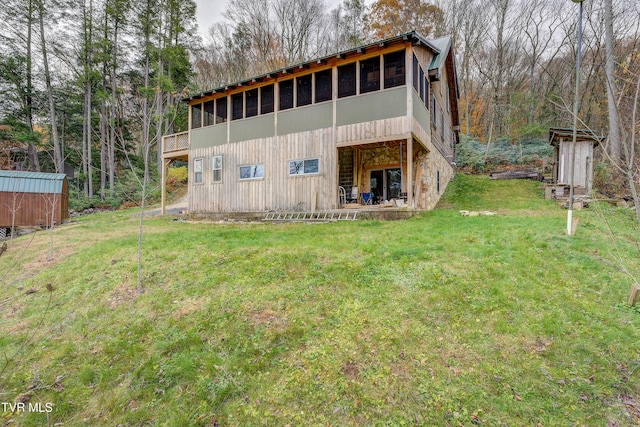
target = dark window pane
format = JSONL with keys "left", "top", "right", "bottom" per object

{"left": 412, "top": 54, "right": 419, "bottom": 92}
{"left": 360, "top": 56, "right": 380, "bottom": 94}
{"left": 297, "top": 74, "right": 312, "bottom": 107}
{"left": 384, "top": 50, "right": 406, "bottom": 89}
{"left": 304, "top": 159, "right": 319, "bottom": 174}
{"left": 192, "top": 103, "right": 202, "bottom": 129}
{"left": 279, "top": 79, "right": 294, "bottom": 110}
{"left": 432, "top": 97, "right": 437, "bottom": 126}
{"left": 215, "top": 97, "right": 227, "bottom": 124}
{"left": 425, "top": 78, "right": 429, "bottom": 108}
{"left": 315, "top": 69, "right": 332, "bottom": 103}
{"left": 338, "top": 63, "right": 356, "bottom": 98}
{"left": 261, "top": 84, "right": 274, "bottom": 114}
{"left": 419, "top": 67, "right": 425, "bottom": 101}
{"left": 203, "top": 101, "right": 214, "bottom": 126}
{"left": 231, "top": 93, "right": 243, "bottom": 120}
{"left": 246, "top": 89, "right": 258, "bottom": 117}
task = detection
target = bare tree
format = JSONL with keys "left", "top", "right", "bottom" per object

{"left": 36, "top": 0, "right": 63, "bottom": 173}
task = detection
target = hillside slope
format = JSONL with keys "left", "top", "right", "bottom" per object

{"left": 1, "top": 175, "right": 639, "bottom": 426}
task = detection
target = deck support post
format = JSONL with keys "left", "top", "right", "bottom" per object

{"left": 161, "top": 159, "right": 168, "bottom": 215}
{"left": 407, "top": 137, "right": 413, "bottom": 207}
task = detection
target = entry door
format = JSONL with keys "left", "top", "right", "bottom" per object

{"left": 369, "top": 168, "right": 402, "bottom": 201}
{"left": 369, "top": 170, "right": 384, "bottom": 202}
{"left": 386, "top": 168, "right": 402, "bottom": 199}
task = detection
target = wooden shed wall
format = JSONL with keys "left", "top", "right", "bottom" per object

{"left": 557, "top": 140, "right": 594, "bottom": 190}
{"left": 0, "top": 186, "right": 68, "bottom": 227}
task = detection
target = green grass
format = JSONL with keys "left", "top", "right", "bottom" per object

{"left": 1, "top": 175, "right": 639, "bottom": 426}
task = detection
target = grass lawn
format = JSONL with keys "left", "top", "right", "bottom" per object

{"left": 1, "top": 174, "right": 639, "bottom": 426}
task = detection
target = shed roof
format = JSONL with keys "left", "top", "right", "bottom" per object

{"left": 0, "top": 170, "right": 67, "bottom": 194}
{"left": 549, "top": 128, "right": 604, "bottom": 147}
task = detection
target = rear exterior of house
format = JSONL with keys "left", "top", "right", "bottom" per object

{"left": 161, "top": 32, "right": 459, "bottom": 216}
{"left": 0, "top": 170, "right": 69, "bottom": 229}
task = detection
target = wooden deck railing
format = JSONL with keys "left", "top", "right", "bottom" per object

{"left": 163, "top": 131, "right": 189, "bottom": 154}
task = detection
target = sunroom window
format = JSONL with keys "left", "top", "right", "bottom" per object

{"left": 384, "top": 50, "right": 405, "bottom": 89}
{"left": 279, "top": 79, "right": 294, "bottom": 110}
{"left": 360, "top": 56, "right": 380, "bottom": 94}
{"left": 297, "top": 74, "right": 312, "bottom": 107}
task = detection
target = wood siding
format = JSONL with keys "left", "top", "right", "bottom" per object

{"left": 0, "top": 180, "right": 69, "bottom": 227}
{"left": 189, "top": 128, "right": 336, "bottom": 212}
{"left": 557, "top": 139, "right": 594, "bottom": 191}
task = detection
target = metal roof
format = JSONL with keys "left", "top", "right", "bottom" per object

{"left": 428, "top": 36, "right": 451, "bottom": 71}
{"left": 548, "top": 127, "right": 604, "bottom": 147}
{"left": 0, "top": 170, "right": 67, "bottom": 194}
{"left": 185, "top": 31, "right": 444, "bottom": 103}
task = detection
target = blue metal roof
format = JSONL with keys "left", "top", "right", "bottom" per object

{"left": 0, "top": 170, "right": 67, "bottom": 194}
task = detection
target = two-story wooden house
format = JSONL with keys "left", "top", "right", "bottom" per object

{"left": 161, "top": 31, "right": 459, "bottom": 218}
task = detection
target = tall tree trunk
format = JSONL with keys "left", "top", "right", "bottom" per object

{"left": 109, "top": 13, "right": 118, "bottom": 196}
{"left": 37, "top": 0, "right": 63, "bottom": 173}
{"left": 604, "top": 0, "right": 621, "bottom": 162}
{"left": 26, "top": 0, "right": 40, "bottom": 172}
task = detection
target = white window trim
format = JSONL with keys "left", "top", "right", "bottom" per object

{"left": 193, "top": 158, "right": 204, "bottom": 184}
{"left": 288, "top": 158, "right": 320, "bottom": 177}
{"left": 239, "top": 164, "right": 264, "bottom": 181}
{"left": 212, "top": 155, "right": 222, "bottom": 183}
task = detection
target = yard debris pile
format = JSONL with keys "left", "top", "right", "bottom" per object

{"left": 459, "top": 210, "right": 497, "bottom": 217}
{"left": 489, "top": 169, "right": 543, "bottom": 181}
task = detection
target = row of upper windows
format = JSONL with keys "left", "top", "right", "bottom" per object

{"left": 191, "top": 50, "right": 407, "bottom": 129}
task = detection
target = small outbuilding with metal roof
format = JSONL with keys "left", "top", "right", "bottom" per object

{"left": 0, "top": 170, "right": 69, "bottom": 230}
{"left": 548, "top": 128, "right": 603, "bottom": 197}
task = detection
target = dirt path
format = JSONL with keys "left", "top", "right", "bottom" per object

{"left": 145, "top": 193, "right": 188, "bottom": 216}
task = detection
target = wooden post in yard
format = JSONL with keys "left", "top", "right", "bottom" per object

{"left": 629, "top": 284, "right": 640, "bottom": 306}
{"left": 161, "top": 159, "right": 167, "bottom": 215}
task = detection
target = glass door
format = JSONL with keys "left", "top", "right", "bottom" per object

{"left": 369, "top": 168, "right": 402, "bottom": 201}
{"left": 386, "top": 168, "right": 402, "bottom": 199}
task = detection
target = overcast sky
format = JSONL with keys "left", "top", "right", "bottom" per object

{"left": 194, "top": 0, "right": 362, "bottom": 39}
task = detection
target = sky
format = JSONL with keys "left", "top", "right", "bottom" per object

{"left": 194, "top": 0, "right": 361, "bottom": 39}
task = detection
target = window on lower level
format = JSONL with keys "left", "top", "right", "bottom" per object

{"left": 338, "top": 63, "right": 356, "bottom": 98}
{"left": 279, "top": 79, "right": 294, "bottom": 110}
{"left": 384, "top": 50, "right": 405, "bottom": 89}
{"left": 191, "top": 104, "right": 202, "bottom": 129}
{"left": 246, "top": 89, "right": 258, "bottom": 118}
{"left": 315, "top": 69, "right": 332, "bottom": 103}
{"left": 289, "top": 158, "right": 319, "bottom": 176}
{"left": 360, "top": 56, "right": 380, "bottom": 94}
{"left": 194, "top": 158, "right": 203, "bottom": 183}
{"left": 212, "top": 155, "right": 222, "bottom": 182}
{"left": 297, "top": 74, "right": 312, "bottom": 107}
{"left": 240, "top": 164, "right": 264, "bottom": 180}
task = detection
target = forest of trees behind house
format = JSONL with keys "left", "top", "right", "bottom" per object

{"left": 0, "top": 0, "right": 638, "bottom": 210}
